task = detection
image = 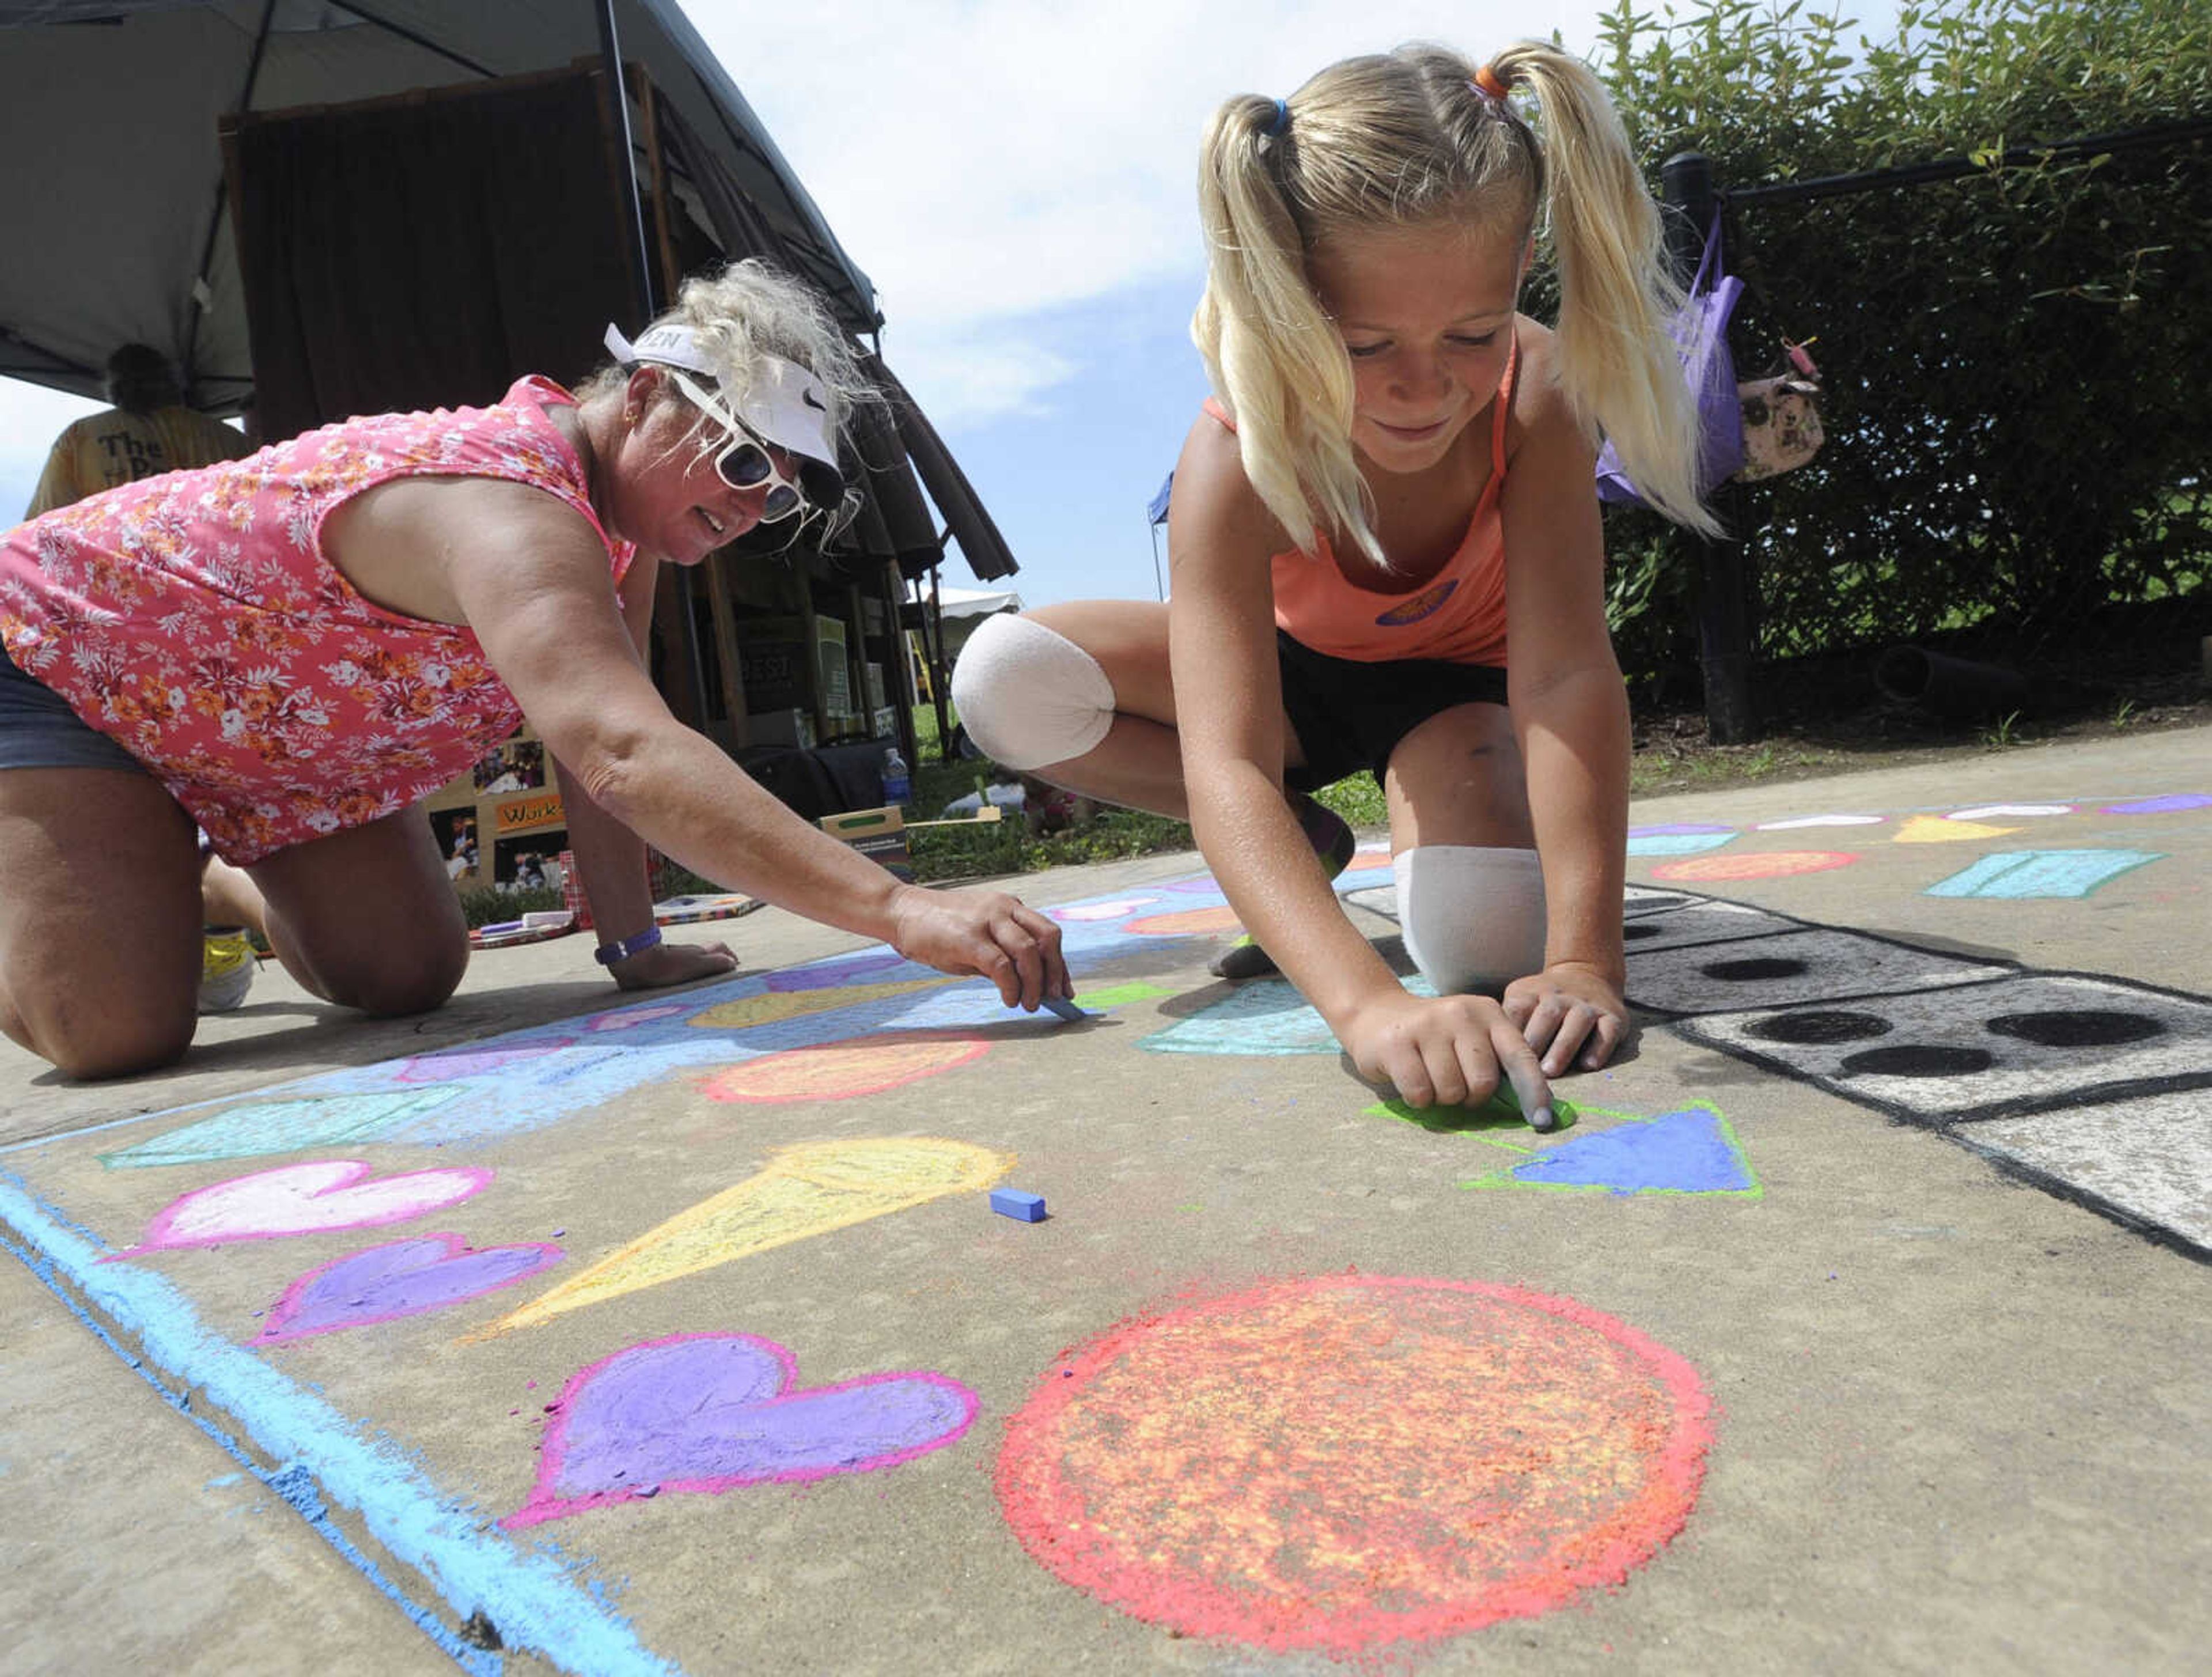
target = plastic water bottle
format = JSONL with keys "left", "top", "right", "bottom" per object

{"left": 880, "top": 745, "right": 911, "bottom": 809}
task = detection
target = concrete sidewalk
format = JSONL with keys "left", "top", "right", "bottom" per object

{"left": 3, "top": 726, "right": 2206, "bottom": 1675}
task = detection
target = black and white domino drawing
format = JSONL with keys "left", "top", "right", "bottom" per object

{"left": 1342, "top": 875, "right": 2212, "bottom": 1259}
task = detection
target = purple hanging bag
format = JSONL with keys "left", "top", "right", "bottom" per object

{"left": 1595, "top": 217, "right": 1745, "bottom": 507}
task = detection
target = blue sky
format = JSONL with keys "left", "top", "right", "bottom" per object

{"left": 0, "top": 2, "right": 1897, "bottom": 612}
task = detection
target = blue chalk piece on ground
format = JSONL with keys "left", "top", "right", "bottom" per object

{"left": 991, "top": 1188, "right": 1048, "bottom": 1222}
{"left": 1040, "top": 995, "right": 1087, "bottom": 1022}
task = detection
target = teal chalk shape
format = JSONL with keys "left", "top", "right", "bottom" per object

{"left": 1925, "top": 849, "right": 2164, "bottom": 900}
{"left": 1626, "top": 831, "right": 1737, "bottom": 857}
{"left": 1143, "top": 974, "right": 1453, "bottom": 1056}
{"left": 1461, "top": 1104, "right": 1759, "bottom": 1197}
{"left": 100, "top": 1088, "right": 465, "bottom": 1170}
{"left": 1143, "top": 974, "right": 1434, "bottom": 1055}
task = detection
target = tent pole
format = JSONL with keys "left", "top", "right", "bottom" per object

{"left": 597, "top": 0, "right": 714, "bottom": 738}
{"left": 594, "top": 0, "right": 657, "bottom": 321}
{"left": 180, "top": 0, "right": 276, "bottom": 402}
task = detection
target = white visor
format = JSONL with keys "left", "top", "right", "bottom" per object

{"left": 603, "top": 321, "right": 844, "bottom": 506}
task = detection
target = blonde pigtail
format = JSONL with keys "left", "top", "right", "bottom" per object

{"left": 1192, "top": 97, "right": 1378, "bottom": 562}
{"left": 1490, "top": 44, "right": 1719, "bottom": 536}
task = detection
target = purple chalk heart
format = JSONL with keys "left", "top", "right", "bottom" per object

{"left": 395, "top": 1039, "right": 575, "bottom": 1083}
{"left": 253, "top": 1233, "right": 562, "bottom": 1345}
{"left": 764, "top": 950, "right": 912, "bottom": 991}
{"left": 502, "top": 1332, "right": 978, "bottom": 1528}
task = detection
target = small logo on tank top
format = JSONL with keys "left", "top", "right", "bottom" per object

{"left": 1374, "top": 577, "right": 1458, "bottom": 627}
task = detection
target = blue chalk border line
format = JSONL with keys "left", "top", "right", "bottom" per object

{"left": 0, "top": 1171, "right": 677, "bottom": 1677}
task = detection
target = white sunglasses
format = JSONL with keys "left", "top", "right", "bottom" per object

{"left": 663, "top": 366, "right": 809, "bottom": 522}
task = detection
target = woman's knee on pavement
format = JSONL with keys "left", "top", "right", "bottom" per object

{"left": 948, "top": 613, "right": 1119, "bottom": 771}
{"left": 309, "top": 926, "right": 467, "bottom": 1017}
{"left": 1, "top": 971, "right": 195, "bottom": 1080}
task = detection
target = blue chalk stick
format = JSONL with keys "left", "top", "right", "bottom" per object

{"left": 1040, "top": 995, "right": 1087, "bottom": 1023}
{"left": 991, "top": 1188, "right": 1048, "bottom": 1222}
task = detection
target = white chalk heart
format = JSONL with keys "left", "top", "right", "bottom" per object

{"left": 107, "top": 1160, "right": 491, "bottom": 1260}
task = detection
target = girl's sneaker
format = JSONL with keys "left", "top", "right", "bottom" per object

{"left": 1207, "top": 793, "right": 1359, "bottom": 980}
{"left": 199, "top": 925, "right": 256, "bottom": 1014}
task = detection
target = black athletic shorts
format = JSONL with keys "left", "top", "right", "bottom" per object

{"left": 1276, "top": 630, "right": 1508, "bottom": 792}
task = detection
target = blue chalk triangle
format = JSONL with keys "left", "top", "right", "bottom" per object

{"left": 1505, "top": 1107, "right": 1755, "bottom": 1195}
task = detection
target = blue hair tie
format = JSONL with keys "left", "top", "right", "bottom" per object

{"left": 1263, "top": 98, "right": 1290, "bottom": 138}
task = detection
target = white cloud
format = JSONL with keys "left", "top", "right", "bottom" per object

{"left": 697, "top": 1, "right": 1615, "bottom": 423}
{"left": 882, "top": 324, "right": 1076, "bottom": 430}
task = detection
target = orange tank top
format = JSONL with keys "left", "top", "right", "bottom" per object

{"left": 1202, "top": 336, "right": 1516, "bottom": 666}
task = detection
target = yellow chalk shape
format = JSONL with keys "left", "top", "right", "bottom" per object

{"left": 1894, "top": 815, "right": 2020, "bottom": 844}
{"left": 687, "top": 978, "right": 948, "bottom": 1032}
{"left": 475, "top": 1138, "right": 1012, "bottom": 1339}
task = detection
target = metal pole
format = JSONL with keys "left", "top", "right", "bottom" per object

{"left": 594, "top": 0, "right": 656, "bottom": 324}
{"left": 1662, "top": 153, "right": 1757, "bottom": 745}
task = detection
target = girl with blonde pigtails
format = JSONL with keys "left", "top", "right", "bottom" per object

{"left": 954, "top": 43, "right": 1713, "bottom": 1126}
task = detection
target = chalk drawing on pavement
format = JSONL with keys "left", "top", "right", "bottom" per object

{"left": 1142, "top": 974, "right": 1434, "bottom": 1057}
{"left": 1893, "top": 815, "right": 2018, "bottom": 845}
{"left": 475, "top": 1138, "right": 1013, "bottom": 1339}
{"left": 2100, "top": 793, "right": 2211, "bottom": 815}
{"left": 1050, "top": 896, "right": 1158, "bottom": 922}
{"left": 1626, "top": 831, "right": 1737, "bottom": 857}
{"left": 1652, "top": 850, "right": 1858, "bottom": 882}
{"left": 105, "top": 1160, "right": 492, "bottom": 1261}
{"left": 994, "top": 1274, "right": 1710, "bottom": 1655}
{"left": 1946, "top": 804, "right": 2072, "bottom": 821}
{"left": 1362, "top": 1092, "right": 1574, "bottom": 1135}
{"left": 1925, "top": 850, "right": 2165, "bottom": 899}
{"left": 688, "top": 978, "right": 949, "bottom": 1031}
{"left": 1459, "top": 1104, "right": 1760, "bottom": 1197}
{"left": 1126, "top": 905, "right": 1244, "bottom": 937}
{"left": 699, "top": 1035, "right": 990, "bottom": 1103}
{"left": 99, "top": 1089, "right": 468, "bottom": 1171}
{"left": 503, "top": 1332, "right": 978, "bottom": 1529}
{"left": 1755, "top": 813, "right": 1884, "bottom": 830}
{"left": 254, "top": 1234, "right": 563, "bottom": 1345}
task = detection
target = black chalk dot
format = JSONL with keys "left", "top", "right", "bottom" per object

{"left": 1986, "top": 1010, "right": 2164, "bottom": 1048}
{"left": 1839, "top": 1044, "right": 1994, "bottom": 1078}
{"left": 1747, "top": 1010, "right": 1892, "bottom": 1046}
{"left": 1702, "top": 956, "right": 1808, "bottom": 981}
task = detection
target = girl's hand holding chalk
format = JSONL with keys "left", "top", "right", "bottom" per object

{"left": 1340, "top": 989, "right": 1553, "bottom": 1130}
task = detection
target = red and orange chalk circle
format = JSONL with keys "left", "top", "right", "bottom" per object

{"left": 1652, "top": 849, "right": 1858, "bottom": 882}
{"left": 996, "top": 1273, "right": 1712, "bottom": 1656}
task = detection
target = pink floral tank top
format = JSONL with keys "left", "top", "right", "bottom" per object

{"left": 0, "top": 376, "right": 633, "bottom": 863}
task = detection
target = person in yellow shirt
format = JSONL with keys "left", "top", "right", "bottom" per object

{"left": 26, "top": 343, "right": 259, "bottom": 1012}
{"left": 24, "top": 343, "right": 251, "bottom": 517}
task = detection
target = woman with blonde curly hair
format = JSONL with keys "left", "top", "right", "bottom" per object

{"left": 956, "top": 43, "right": 1711, "bottom": 1126}
{"left": 0, "top": 259, "right": 1067, "bottom": 1078}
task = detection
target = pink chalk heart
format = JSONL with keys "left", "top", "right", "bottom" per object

{"left": 502, "top": 1332, "right": 978, "bottom": 1529}
{"left": 105, "top": 1160, "right": 492, "bottom": 1260}
{"left": 252, "top": 1233, "right": 562, "bottom": 1345}
{"left": 395, "top": 1038, "right": 574, "bottom": 1082}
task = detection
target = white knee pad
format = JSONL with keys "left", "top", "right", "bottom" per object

{"left": 949, "top": 614, "right": 1116, "bottom": 770}
{"left": 1392, "top": 846, "right": 1547, "bottom": 996}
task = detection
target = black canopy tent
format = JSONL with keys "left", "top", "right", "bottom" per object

{"left": 0, "top": 0, "right": 1016, "bottom": 757}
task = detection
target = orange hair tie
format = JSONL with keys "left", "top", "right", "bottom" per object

{"left": 1474, "top": 63, "right": 1510, "bottom": 101}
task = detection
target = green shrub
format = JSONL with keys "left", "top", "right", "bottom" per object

{"left": 1566, "top": 0, "right": 2211, "bottom": 686}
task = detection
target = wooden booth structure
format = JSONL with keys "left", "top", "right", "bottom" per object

{"left": 1, "top": 1, "right": 1017, "bottom": 889}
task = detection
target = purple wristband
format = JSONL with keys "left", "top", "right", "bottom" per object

{"left": 593, "top": 925, "right": 664, "bottom": 966}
